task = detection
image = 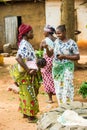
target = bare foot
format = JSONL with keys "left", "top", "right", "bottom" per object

{"left": 7, "top": 84, "right": 19, "bottom": 94}
{"left": 46, "top": 100, "right": 54, "bottom": 104}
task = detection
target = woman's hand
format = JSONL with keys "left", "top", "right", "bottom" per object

{"left": 26, "top": 68, "right": 30, "bottom": 74}
{"left": 57, "top": 54, "right": 80, "bottom": 61}
{"left": 40, "top": 40, "right": 48, "bottom": 49}
{"left": 40, "top": 40, "right": 53, "bottom": 57}
{"left": 57, "top": 54, "right": 65, "bottom": 60}
{"left": 28, "top": 69, "right": 37, "bottom": 75}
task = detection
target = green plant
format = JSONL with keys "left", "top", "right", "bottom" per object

{"left": 79, "top": 82, "right": 87, "bottom": 98}
{"left": 35, "top": 50, "right": 43, "bottom": 58}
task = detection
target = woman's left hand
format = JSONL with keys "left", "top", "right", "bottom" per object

{"left": 29, "top": 69, "right": 37, "bottom": 75}
{"left": 57, "top": 54, "right": 65, "bottom": 60}
{"left": 57, "top": 54, "right": 80, "bottom": 61}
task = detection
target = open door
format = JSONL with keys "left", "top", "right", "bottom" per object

{"left": 5, "top": 16, "right": 21, "bottom": 49}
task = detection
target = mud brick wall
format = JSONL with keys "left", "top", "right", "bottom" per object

{"left": 0, "top": 1, "right": 45, "bottom": 51}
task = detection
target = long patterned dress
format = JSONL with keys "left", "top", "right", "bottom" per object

{"left": 52, "top": 39, "right": 79, "bottom": 106}
{"left": 41, "top": 37, "right": 55, "bottom": 94}
{"left": 10, "top": 39, "right": 40, "bottom": 116}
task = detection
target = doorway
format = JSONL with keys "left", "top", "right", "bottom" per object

{"left": 5, "top": 16, "right": 22, "bottom": 49}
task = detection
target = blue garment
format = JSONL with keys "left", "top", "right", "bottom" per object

{"left": 16, "top": 39, "right": 36, "bottom": 60}
{"left": 10, "top": 39, "right": 40, "bottom": 116}
{"left": 53, "top": 38, "right": 79, "bottom": 63}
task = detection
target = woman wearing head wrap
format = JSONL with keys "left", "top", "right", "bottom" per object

{"left": 10, "top": 24, "right": 41, "bottom": 122}
{"left": 40, "top": 25, "right": 56, "bottom": 103}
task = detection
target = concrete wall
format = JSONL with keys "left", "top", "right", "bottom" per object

{"left": 46, "top": 0, "right": 87, "bottom": 40}
{"left": 45, "top": 0, "right": 61, "bottom": 28}
{"left": 45, "top": 0, "right": 87, "bottom": 49}
{"left": 75, "top": 1, "right": 87, "bottom": 41}
{"left": 0, "top": 1, "right": 45, "bottom": 51}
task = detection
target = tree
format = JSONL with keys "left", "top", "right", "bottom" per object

{"left": 60, "top": 0, "right": 87, "bottom": 69}
{"left": 61, "top": 0, "right": 75, "bottom": 40}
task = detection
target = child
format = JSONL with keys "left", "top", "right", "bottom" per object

{"left": 36, "top": 58, "right": 47, "bottom": 68}
{"left": 26, "top": 58, "right": 46, "bottom": 70}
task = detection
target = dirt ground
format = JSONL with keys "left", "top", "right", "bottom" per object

{"left": 0, "top": 52, "right": 87, "bottom": 130}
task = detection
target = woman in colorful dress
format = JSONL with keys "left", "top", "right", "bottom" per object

{"left": 10, "top": 24, "right": 40, "bottom": 122}
{"left": 42, "top": 24, "right": 80, "bottom": 106}
{"left": 40, "top": 25, "right": 56, "bottom": 103}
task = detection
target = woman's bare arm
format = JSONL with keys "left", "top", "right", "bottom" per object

{"left": 16, "top": 54, "right": 29, "bottom": 72}
{"left": 57, "top": 54, "right": 80, "bottom": 61}
{"left": 40, "top": 40, "right": 53, "bottom": 57}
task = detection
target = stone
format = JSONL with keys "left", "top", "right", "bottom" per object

{"left": 3, "top": 43, "right": 12, "bottom": 53}
{"left": 37, "top": 101, "right": 87, "bottom": 130}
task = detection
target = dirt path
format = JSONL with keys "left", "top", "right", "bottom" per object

{"left": 0, "top": 56, "right": 87, "bottom": 130}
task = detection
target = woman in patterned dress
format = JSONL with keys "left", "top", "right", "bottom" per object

{"left": 10, "top": 24, "right": 40, "bottom": 122}
{"left": 42, "top": 25, "right": 80, "bottom": 106}
{"left": 40, "top": 25, "right": 56, "bottom": 103}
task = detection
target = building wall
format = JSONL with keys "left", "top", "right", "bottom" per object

{"left": 45, "top": 0, "right": 61, "bottom": 28}
{"left": 46, "top": 0, "right": 87, "bottom": 44}
{"left": 0, "top": 1, "right": 45, "bottom": 51}
{"left": 75, "top": 1, "right": 87, "bottom": 41}
{"left": 0, "top": 0, "right": 87, "bottom": 52}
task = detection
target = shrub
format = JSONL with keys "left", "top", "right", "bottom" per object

{"left": 79, "top": 82, "right": 87, "bottom": 98}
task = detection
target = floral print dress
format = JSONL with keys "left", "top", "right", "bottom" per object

{"left": 52, "top": 39, "right": 79, "bottom": 106}
{"left": 10, "top": 39, "right": 40, "bottom": 116}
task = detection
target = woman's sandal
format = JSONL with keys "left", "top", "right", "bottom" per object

{"left": 28, "top": 116, "right": 38, "bottom": 123}
{"left": 23, "top": 114, "right": 29, "bottom": 118}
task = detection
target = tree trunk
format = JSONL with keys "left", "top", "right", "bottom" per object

{"left": 60, "top": 0, "right": 87, "bottom": 69}
{"left": 61, "top": 0, "right": 75, "bottom": 40}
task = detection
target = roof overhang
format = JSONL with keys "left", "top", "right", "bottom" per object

{"left": 0, "top": 0, "right": 45, "bottom": 2}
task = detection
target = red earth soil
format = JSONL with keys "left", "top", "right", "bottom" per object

{"left": 0, "top": 52, "right": 87, "bottom": 130}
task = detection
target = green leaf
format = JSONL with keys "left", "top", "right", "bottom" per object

{"left": 79, "top": 81, "right": 87, "bottom": 98}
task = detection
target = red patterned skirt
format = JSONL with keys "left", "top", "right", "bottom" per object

{"left": 41, "top": 54, "right": 55, "bottom": 94}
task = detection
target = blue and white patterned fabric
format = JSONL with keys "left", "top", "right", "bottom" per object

{"left": 52, "top": 38, "right": 79, "bottom": 106}
{"left": 16, "top": 39, "right": 36, "bottom": 61}
{"left": 53, "top": 38, "right": 79, "bottom": 63}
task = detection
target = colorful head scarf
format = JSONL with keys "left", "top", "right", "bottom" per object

{"left": 44, "top": 25, "right": 55, "bottom": 34}
{"left": 18, "top": 23, "right": 32, "bottom": 46}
